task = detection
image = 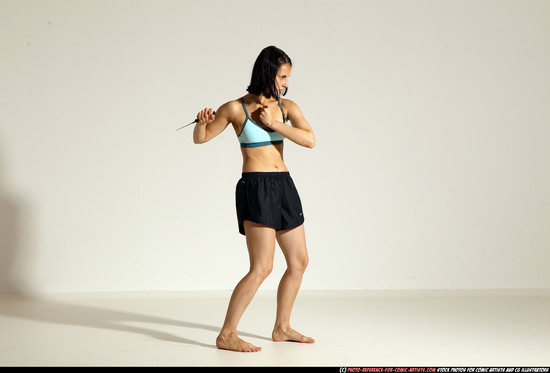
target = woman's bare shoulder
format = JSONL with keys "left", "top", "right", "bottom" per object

{"left": 279, "top": 98, "right": 302, "bottom": 118}
{"left": 219, "top": 98, "right": 243, "bottom": 110}
{"left": 280, "top": 97, "right": 294, "bottom": 104}
{"left": 217, "top": 98, "right": 244, "bottom": 122}
{"left": 280, "top": 97, "right": 300, "bottom": 110}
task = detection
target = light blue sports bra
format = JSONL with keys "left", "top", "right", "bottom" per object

{"left": 238, "top": 97, "right": 286, "bottom": 148}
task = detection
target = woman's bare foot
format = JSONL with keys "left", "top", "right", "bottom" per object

{"left": 216, "top": 332, "right": 262, "bottom": 352}
{"left": 272, "top": 326, "right": 315, "bottom": 343}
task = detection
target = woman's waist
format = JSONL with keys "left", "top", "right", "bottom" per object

{"left": 242, "top": 163, "right": 288, "bottom": 173}
{"left": 240, "top": 171, "right": 290, "bottom": 178}
{"left": 241, "top": 147, "right": 287, "bottom": 173}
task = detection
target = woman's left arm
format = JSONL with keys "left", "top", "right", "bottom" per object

{"left": 260, "top": 99, "right": 316, "bottom": 149}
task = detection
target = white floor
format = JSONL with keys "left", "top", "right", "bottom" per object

{"left": 0, "top": 290, "right": 549, "bottom": 367}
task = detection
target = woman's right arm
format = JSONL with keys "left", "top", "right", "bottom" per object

{"left": 193, "top": 102, "right": 233, "bottom": 144}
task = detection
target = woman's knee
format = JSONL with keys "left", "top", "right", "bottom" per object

{"left": 288, "top": 254, "right": 309, "bottom": 274}
{"left": 249, "top": 263, "right": 273, "bottom": 282}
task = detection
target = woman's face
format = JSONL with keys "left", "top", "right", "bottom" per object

{"left": 276, "top": 63, "right": 292, "bottom": 95}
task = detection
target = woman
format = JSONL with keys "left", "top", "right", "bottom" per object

{"left": 193, "top": 46, "right": 315, "bottom": 352}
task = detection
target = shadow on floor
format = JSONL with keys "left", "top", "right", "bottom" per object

{"left": 0, "top": 141, "right": 270, "bottom": 351}
{"left": 0, "top": 294, "right": 271, "bottom": 349}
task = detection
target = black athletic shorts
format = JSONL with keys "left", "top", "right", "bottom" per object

{"left": 235, "top": 172, "right": 305, "bottom": 235}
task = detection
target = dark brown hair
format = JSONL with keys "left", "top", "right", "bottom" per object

{"left": 247, "top": 46, "right": 292, "bottom": 99}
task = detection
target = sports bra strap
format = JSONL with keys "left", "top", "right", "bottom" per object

{"left": 241, "top": 97, "right": 286, "bottom": 123}
{"left": 240, "top": 97, "right": 250, "bottom": 117}
{"left": 277, "top": 98, "right": 286, "bottom": 123}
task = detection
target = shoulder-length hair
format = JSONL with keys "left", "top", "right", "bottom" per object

{"left": 247, "top": 46, "right": 292, "bottom": 99}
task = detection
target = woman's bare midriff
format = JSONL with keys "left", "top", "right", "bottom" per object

{"left": 241, "top": 143, "right": 288, "bottom": 172}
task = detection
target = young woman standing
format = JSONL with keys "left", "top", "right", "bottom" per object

{"left": 193, "top": 46, "right": 315, "bottom": 352}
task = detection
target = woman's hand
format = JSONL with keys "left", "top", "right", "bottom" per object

{"left": 193, "top": 102, "right": 231, "bottom": 144}
{"left": 196, "top": 108, "right": 216, "bottom": 125}
{"left": 259, "top": 106, "right": 273, "bottom": 128}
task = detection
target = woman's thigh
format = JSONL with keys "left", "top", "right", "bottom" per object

{"left": 244, "top": 220, "right": 277, "bottom": 273}
{"left": 276, "top": 224, "right": 309, "bottom": 270}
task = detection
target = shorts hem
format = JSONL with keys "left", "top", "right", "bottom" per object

{"left": 239, "top": 217, "right": 305, "bottom": 236}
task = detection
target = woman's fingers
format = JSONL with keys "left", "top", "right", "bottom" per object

{"left": 197, "top": 108, "right": 214, "bottom": 124}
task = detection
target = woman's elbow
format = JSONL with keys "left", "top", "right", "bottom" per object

{"left": 193, "top": 136, "right": 208, "bottom": 144}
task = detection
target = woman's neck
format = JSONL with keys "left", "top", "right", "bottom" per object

{"left": 248, "top": 93, "right": 278, "bottom": 105}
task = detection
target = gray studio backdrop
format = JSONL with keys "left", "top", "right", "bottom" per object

{"left": 1, "top": 0, "right": 549, "bottom": 293}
